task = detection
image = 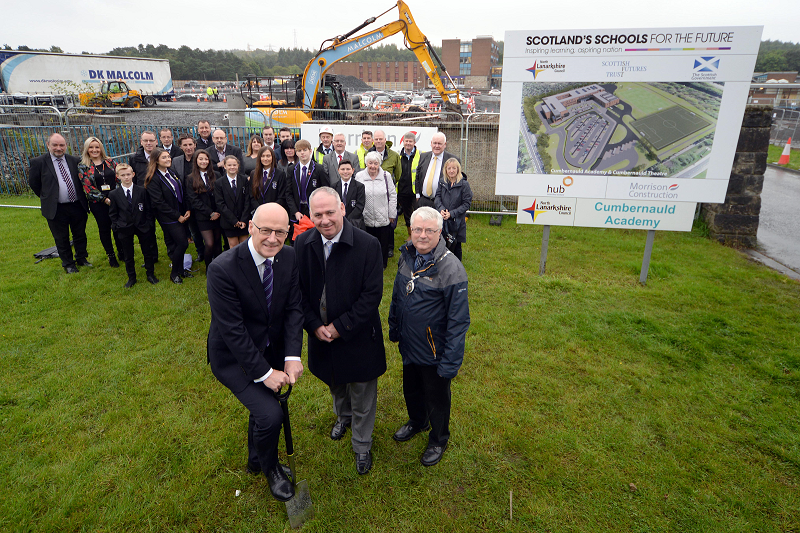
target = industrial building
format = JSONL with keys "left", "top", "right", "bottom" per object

{"left": 441, "top": 36, "right": 502, "bottom": 90}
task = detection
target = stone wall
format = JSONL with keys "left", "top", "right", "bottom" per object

{"left": 701, "top": 105, "right": 772, "bottom": 248}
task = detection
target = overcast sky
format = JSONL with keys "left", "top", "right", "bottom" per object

{"left": 4, "top": 0, "right": 798, "bottom": 54}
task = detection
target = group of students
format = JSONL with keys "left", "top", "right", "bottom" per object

{"left": 74, "top": 121, "right": 473, "bottom": 288}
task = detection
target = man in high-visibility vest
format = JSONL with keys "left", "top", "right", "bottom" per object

{"left": 206, "top": 86, "right": 213, "bottom": 100}
{"left": 356, "top": 131, "right": 374, "bottom": 170}
{"left": 397, "top": 131, "right": 423, "bottom": 239}
{"left": 314, "top": 125, "right": 335, "bottom": 165}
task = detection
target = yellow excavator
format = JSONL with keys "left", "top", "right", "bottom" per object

{"left": 243, "top": 0, "right": 463, "bottom": 130}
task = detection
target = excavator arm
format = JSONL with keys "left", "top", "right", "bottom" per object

{"left": 300, "top": 0, "right": 462, "bottom": 113}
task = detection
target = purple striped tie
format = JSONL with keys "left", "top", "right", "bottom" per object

{"left": 56, "top": 157, "right": 77, "bottom": 202}
{"left": 262, "top": 259, "right": 273, "bottom": 313}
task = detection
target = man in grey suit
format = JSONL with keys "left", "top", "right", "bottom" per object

{"left": 323, "top": 132, "right": 360, "bottom": 186}
{"left": 414, "top": 132, "right": 460, "bottom": 208}
{"left": 171, "top": 134, "right": 196, "bottom": 180}
{"left": 28, "top": 133, "right": 91, "bottom": 273}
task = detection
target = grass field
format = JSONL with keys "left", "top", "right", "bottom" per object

{"left": 616, "top": 84, "right": 674, "bottom": 119}
{"left": 630, "top": 106, "right": 711, "bottom": 151}
{"left": 608, "top": 124, "right": 628, "bottom": 144}
{"left": 1, "top": 197, "right": 799, "bottom": 532}
{"left": 768, "top": 144, "right": 800, "bottom": 170}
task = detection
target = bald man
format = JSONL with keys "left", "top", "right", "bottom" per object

{"left": 206, "top": 203, "right": 304, "bottom": 502}
{"left": 29, "top": 133, "right": 91, "bottom": 273}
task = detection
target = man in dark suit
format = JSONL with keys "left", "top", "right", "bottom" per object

{"left": 207, "top": 129, "right": 245, "bottom": 174}
{"left": 196, "top": 120, "right": 214, "bottom": 152}
{"left": 159, "top": 128, "right": 183, "bottom": 159}
{"left": 206, "top": 203, "right": 304, "bottom": 502}
{"left": 28, "top": 132, "right": 91, "bottom": 273}
{"left": 107, "top": 163, "right": 158, "bottom": 287}
{"left": 128, "top": 130, "right": 158, "bottom": 186}
{"left": 331, "top": 160, "right": 365, "bottom": 230}
{"left": 262, "top": 125, "right": 282, "bottom": 162}
{"left": 414, "top": 132, "right": 460, "bottom": 208}
{"left": 172, "top": 134, "right": 205, "bottom": 263}
{"left": 323, "top": 132, "right": 360, "bottom": 185}
{"left": 295, "top": 187, "right": 385, "bottom": 475}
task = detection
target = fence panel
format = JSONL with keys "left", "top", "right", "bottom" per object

{"left": 770, "top": 108, "right": 800, "bottom": 146}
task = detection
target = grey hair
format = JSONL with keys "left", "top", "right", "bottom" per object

{"left": 364, "top": 151, "right": 383, "bottom": 166}
{"left": 410, "top": 206, "right": 443, "bottom": 230}
{"left": 432, "top": 132, "right": 447, "bottom": 143}
{"left": 309, "top": 186, "right": 341, "bottom": 205}
{"left": 403, "top": 131, "right": 417, "bottom": 141}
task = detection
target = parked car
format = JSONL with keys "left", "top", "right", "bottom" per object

{"left": 372, "top": 95, "right": 391, "bottom": 109}
{"left": 410, "top": 96, "right": 427, "bottom": 107}
{"left": 488, "top": 89, "right": 501, "bottom": 96}
{"left": 466, "top": 90, "right": 481, "bottom": 96}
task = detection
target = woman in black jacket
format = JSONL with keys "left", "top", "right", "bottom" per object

{"left": 185, "top": 150, "right": 221, "bottom": 270}
{"left": 213, "top": 155, "right": 250, "bottom": 248}
{"left": 434, "top": 158, "right": 473, "bottom": 261}
{"left": 144, "top": 148, "right": 191, "bottom": 283}
{"left": 247, "top": 146, "right": 288, "bottom": 217}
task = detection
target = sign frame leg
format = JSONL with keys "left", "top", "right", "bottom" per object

{"left": 539, "top": 225, "right": 550, "bottom": 276}
{"left": 639, "top": 230, "right": 656, "bottom": 285}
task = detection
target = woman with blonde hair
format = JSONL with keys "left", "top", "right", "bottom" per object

{"left": 78, "top": 136, "right": 123, "bottom": 267}
{"left": 434, "top": 157, "right": 472, "bottom": 261}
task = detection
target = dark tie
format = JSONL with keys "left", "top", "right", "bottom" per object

{"left": 126, "top": 188, "right": 132, "bottom": 210}
{"left": 231, "top": 178, "right": 236, "bottom": 198}
{"left": 166, "top": 173, "right": 182, "bottom": 203}
{"left": 300, "top": 166, "right": 308, "bottom": 202}
{"left": 343, "top": 182, "right": 348, "bottom": 199}
{"left": 262, "top": 259, "right": 273, "bottom": 313}
{"left": 414, "top": 254, "right": 425, "bottom": 272}
{"left": 56, "top": 157, "right": 77, "bottom": 202}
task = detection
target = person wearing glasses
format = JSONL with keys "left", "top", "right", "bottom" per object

{"left": 206, "top": 203, "right": 304, "bottom": 503}
{"left": 388, "top": 206, "right": 470, "bottom": 467}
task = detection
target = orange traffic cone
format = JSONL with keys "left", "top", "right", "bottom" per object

{"left": 223, "top": 93, "right": 227, "bottom": 103}
{"left": 778, "top": 137, "right": 792, "bottom": 165}
{"left": 204, "top": 95, "right": 208, "bottom": 102}
{"left": 196, "top": 95, "right": 201, "bottom": 103}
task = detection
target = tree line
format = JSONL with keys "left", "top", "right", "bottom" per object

{"left": 755, "top": 40, "right": 800, "bottom": 73}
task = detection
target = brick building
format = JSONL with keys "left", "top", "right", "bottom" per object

{"left": 749, "top": 72, "right": 800, "bottom": 107}
{"left": 441, "top": 36, "right": 501, "bottom": 90}
{"left": 327, "top": 61, "right": 427, "bottom": 91}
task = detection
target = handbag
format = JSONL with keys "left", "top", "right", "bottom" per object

{"left": 382, "top": 170, "right": 397, "bottom": 229}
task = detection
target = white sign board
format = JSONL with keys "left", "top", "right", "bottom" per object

{"left": 496, "top": 26, "right": 763, "bottom": 205}
{"left": 299, "top": 124, "right": 439, "bottom": 153}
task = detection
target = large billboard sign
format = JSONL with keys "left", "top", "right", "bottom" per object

{"left": 496, "top": 26, "right": 763, "bottom": 205}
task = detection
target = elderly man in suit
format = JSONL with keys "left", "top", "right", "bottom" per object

{"left": 323, "top": 132, "right": 360, "bottom": 185}
{"left": 206, "top": 203, "right": 304, "bottom": 502}
{"left": 295, "top": 187, "right": 386, "bottom": 475}
{"left": 414, "top": 132, "right": 460, "bottom": 209}
{"left": 207, "top": 129, "right": 245, "bottom": 174}
{"left": 28, "top": 132, "right": 91, "bottom": 273}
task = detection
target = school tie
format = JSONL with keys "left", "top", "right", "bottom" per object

{"left": 300, "top": 166, "right": 308, "bottom": 202}
{"left": 343, "top": 182, "right": 348, "bottom": 200}
{"left": 169, "top": 174, "right": 183, "bottom": 204}
{"left": 56, "top": 157, "right": 77, "bottom": 202}
{"left": 126, "top": 188, "right": 132, "bottom": 210}
{"left": 231, "top": 178, "right": 236, "bottom": 198}
{"left": 414, "top": 254, "right": 425, "bottom": 272}
{"left": 262, "top": 259, "right": 273, "bottom": 314}
{"left": 425, "top": 156, "right": 437, "bottom": 198}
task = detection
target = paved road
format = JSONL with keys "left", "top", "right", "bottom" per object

{"left": 757, "top": 166, "right": 800, "bottom": 273}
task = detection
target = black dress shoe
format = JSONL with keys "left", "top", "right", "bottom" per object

{"left": 392, "top": 422, "right": 430, "bottom": 442}
{"left": 421, "top": 443, "right": 448, "bottom": 467}
{"left": 181, "top": 269, "right": 194, "bottom": 278}
{"left": 108, "top": 255, "right": 120, "bottom": 268}
{"left": 355, "top": 451, "right": 373, "bottom": 475}
{"left": 146, "top": 274, "right": 159, "bottom": 284}
{"left": 124, "top": 278, "right": 137, "bottom": 288}
{"left": 330, "top": 420, "right": 350, "bottom": 440}
{"left": 388, "top": 249, "right": 394, "bottom": 258}
{"left": 171, "top": 275, "right": 183, "bottom": 284}
{"left": 265, "top": 464, "right": 295, "bottom": 502}
{"left": 76, "top": 259, "right": 93, "bottom": 267}
{"left": 248, "top": 462, "right": 293, "bottom": 481}
{"left": 64, "top": 265, "right": 79, "bottom": 274}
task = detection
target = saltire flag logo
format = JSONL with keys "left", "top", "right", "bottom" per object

{"left": 693, "top": 57, "right": 720, "bottom": 72}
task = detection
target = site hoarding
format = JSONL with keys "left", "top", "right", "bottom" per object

{"left": 496, "top": 26, "right": 763, "bottom": 209}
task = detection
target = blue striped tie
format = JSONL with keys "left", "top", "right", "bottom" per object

{"left": 56, "top": 157, "right": 77, "bottom": 202}
{"left": 262, "top": 259, "right": 273, "bottom": 313}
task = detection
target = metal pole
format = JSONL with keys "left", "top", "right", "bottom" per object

{"left": 639, "top": 230, "right": 656, "bottom": 285}
{"left": 539, "top": 225, "right": 550, "bottom": 276}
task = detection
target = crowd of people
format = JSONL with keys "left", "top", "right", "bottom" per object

{"left": 27, "top": 122, "right": 473, "bottom": 502}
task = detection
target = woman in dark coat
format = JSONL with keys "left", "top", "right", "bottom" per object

{"left": 247, "top": 146, "right": 289, "bottom": 217}
{"left": 434, "top": 157, "right": 473, "bottom": 261}
{"left": 184, "top": 150, "right": 221, "bottom": 270}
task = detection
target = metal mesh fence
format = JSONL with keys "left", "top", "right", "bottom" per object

{"left": 770, "top": 108, "right": 800, "bottom": 146}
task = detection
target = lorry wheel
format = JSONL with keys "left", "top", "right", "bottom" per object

{"left": 126, "top": 98, "right": 142, "bottom": 109}
{"left": 143, "top": 95, "right": 157, "bottom": 107}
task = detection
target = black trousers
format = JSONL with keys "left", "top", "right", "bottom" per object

{"left": 89, "top": 201, "right": 124, "bottom": 259}
{"left": 447, "top": 240, "right": 463, "bottom": 262}
{"left": 402, "top": 363, "right": 452, "bottom": 447}
{"left": 235, "top": 382, "right": 284, "bottom": 473}
{"left": 159, "top": 221, "right": 188, "bottom": 278}
{"left": 417, "top": 195, "right": 435, "bottom": 209}
{"left": 365, "top": 224, "right": 392, "bottom": 269}
{"left": 397, "top": 193, "right": 417, "bottom": 228}
{"left": 118, "top": 226, "right": 156, "bottom": 279}
{"left": 46, "top": 201, "right": 88, "bottom": 268}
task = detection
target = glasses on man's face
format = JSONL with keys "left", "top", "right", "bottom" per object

{"left": 411, "top": 227, "right": 440, "bottom": 236}
{"left": 252, "top": 221, "right": 288, "bottom": 239}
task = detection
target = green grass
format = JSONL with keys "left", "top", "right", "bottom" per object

{"left": 616, "top": 83, "right": 674, "bottom": 118}
{"left": 768, "top": 144, "right": 800, "bottom": 170}
{"left": 1, "top": 197, "right": 799, "bottom": 532}
{"left": 609, "top": 124, "right": 627, "bottom": 144}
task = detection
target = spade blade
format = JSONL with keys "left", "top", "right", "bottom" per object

{"left": 285, "top": 479, "right": 313, "bottom": 529}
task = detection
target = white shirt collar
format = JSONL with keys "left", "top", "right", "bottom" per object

{"left": 248, "top": 238, "right": 273, "bottom": 268}
{"left": 122, "top": 183, "right": 134, "bottom": 193}
{"left": 323, "top": 225, "right": 344, "bottom": 246}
